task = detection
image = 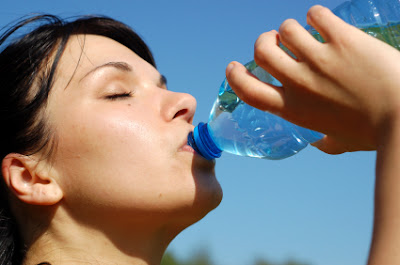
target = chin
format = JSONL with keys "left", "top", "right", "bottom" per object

{"left": 164, "top": 155, "right": 222, "bottom": 229}
{"left": 191, "top": 164, "right": 223, "bottom": 217}
{"left": 175, "top": 190, "right": 222, "bottom": 231}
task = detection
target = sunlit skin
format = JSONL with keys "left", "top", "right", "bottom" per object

{"left": 16, "top": 34, "right": 222, "bottom": 265}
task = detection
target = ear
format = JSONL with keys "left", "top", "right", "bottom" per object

{"left": 1, "top": 153, "right": 63, "bottom": 205}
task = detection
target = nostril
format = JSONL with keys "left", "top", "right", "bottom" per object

{"left": 173, "top": 109, "right": 188, "bottom": 119}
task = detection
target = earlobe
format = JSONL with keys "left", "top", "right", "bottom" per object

{"left": 1, "top": 153, "right": 63, "bottom": 205}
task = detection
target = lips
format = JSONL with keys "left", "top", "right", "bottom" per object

{"left": 181, "top": 144, "right": 196, "bottom": 153}
{"left": 178, "top": 130, "right": 196, "bottom": 153}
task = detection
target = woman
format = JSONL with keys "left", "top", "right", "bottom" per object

{"left": 0, "top": 15, "right": 222, "bottom": 265}
{"left": 2, "top": 5, "right": 400, "bottom": 265}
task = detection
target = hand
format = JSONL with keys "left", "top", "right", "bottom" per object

{"left": 226, "top": 5, "right": 400, "bottom": 154}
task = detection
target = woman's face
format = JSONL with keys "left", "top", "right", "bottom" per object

{"left": 46, "top": 34, "right": 222, "bottom": 227}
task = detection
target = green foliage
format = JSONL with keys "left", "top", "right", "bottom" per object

{"left": 161, "top": 250, "right": 311, "bottom": 265}
{"left": 254, "top": 259, "right": 275, "bottom": 265}
{"left": 189, "top": 249, "right": 214, "bottom": 265}
{"left": 254, "top": 257, "right": 310, "bottom": 265}
{"left": 161, "top": 252, "right": 182, "bottom": 265}
{"left": 282, "top": 261, "right": 310, "bottom": 265}
{"left": 161, "top": 248, "right": 213, "bottom": 265}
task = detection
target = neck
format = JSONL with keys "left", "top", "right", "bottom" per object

{"left": 22, "top": 207, "right": 185, "bottom": 265}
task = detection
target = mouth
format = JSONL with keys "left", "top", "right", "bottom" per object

{"left": 181, "top": 142, "right": 196, "bottom": 153}
{"left": 179, "top": 131, "right": 197, "bottom": 154}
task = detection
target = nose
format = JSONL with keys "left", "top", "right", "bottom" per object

{"left": 163, "top": 91, "right": 197, "bottom": 123}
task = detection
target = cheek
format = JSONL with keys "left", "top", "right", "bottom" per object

{"left": 52, "top": 109, "right": 162, "bottom": 193}
{"left": 52, "top": 108, "right": 197, "bottom": 208}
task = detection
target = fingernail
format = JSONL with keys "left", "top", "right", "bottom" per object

{"left": 226, "top": 62, "right": 235, "bottom": 76}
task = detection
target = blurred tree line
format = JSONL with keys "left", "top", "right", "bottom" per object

{"left": 161, "top": 250, "right": 311, "bottom": 265}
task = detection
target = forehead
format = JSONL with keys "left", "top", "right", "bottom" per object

{"left": 55, "top": 34, "right": 156, "bottom": 85}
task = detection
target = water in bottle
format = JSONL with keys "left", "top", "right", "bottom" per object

{"left": 188, "top": 0, "right": 400, "bottom": 160}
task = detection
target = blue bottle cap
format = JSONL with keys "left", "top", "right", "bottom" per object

{"left": 191, "top": 122, "right": 222, "bottom": 160}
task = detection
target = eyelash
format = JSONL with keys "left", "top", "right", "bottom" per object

{"left": 106, "top": 91, "right": 133, "bottom": 101}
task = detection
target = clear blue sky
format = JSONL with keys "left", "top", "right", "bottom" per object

{"left": 1, "top": 1, "right": 376, "bottom": 265}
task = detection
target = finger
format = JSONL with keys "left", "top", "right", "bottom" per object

{"left": 253, "top": 30, "right": 303, "bottom": 85}
{"left": 254, "top": 30, "right": 321, "bottom": 93}
{"left": 311, "top": 135, "right": 351, "bottom": 154}
{"left": 278, "top": 18, "right": 323, "bottom": 62}
{"left": 306, "top": 5, "right": 357, "bottom": 44}
{"left": 226, "top": 61, "right": 285, "bottom": 114}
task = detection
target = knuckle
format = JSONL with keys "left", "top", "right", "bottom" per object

{"left": 226, "top": 64, "right": 246, "bottom": 89}
{"left": 278, "top": 19, "right": 302, "bottom": 47}
{"left": 253, "top": 48, "right": 268, "bottom": 67}
{"left": 279, "top": 19, "right": 298, "bottom": 37}
{"left": 254, "top": 31, "right": 277, "bottom": 65}
{"left": 254, "top": 33, "right": 266, "bottom": 53}
{"left": 307, "top": 5, "right": 330, "bottom": 23}
{"left": 226, "top": 65, "right": 239, "bottom": 84}
{"left": 292, "top": 69, "right": 311, "bottom": 87}
{"left": 311, "top": 48, "right": 335, "bottom": 74}
{"left": 254, "top": 31, "right": 274, "bottom": 51}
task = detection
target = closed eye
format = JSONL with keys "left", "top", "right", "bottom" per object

{"left": 106, "top": 91, "right": 133, "bottom": 101}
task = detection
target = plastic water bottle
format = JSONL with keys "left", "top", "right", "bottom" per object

{"left": 188, "top": 0, "right": 400, "bottom": 160}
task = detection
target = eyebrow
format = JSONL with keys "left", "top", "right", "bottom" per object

{"left": 80, "top": 61, "right": 133, "bottom": 82}
{"left": 80, "top": 61, "right": 167, "bottom": 87}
